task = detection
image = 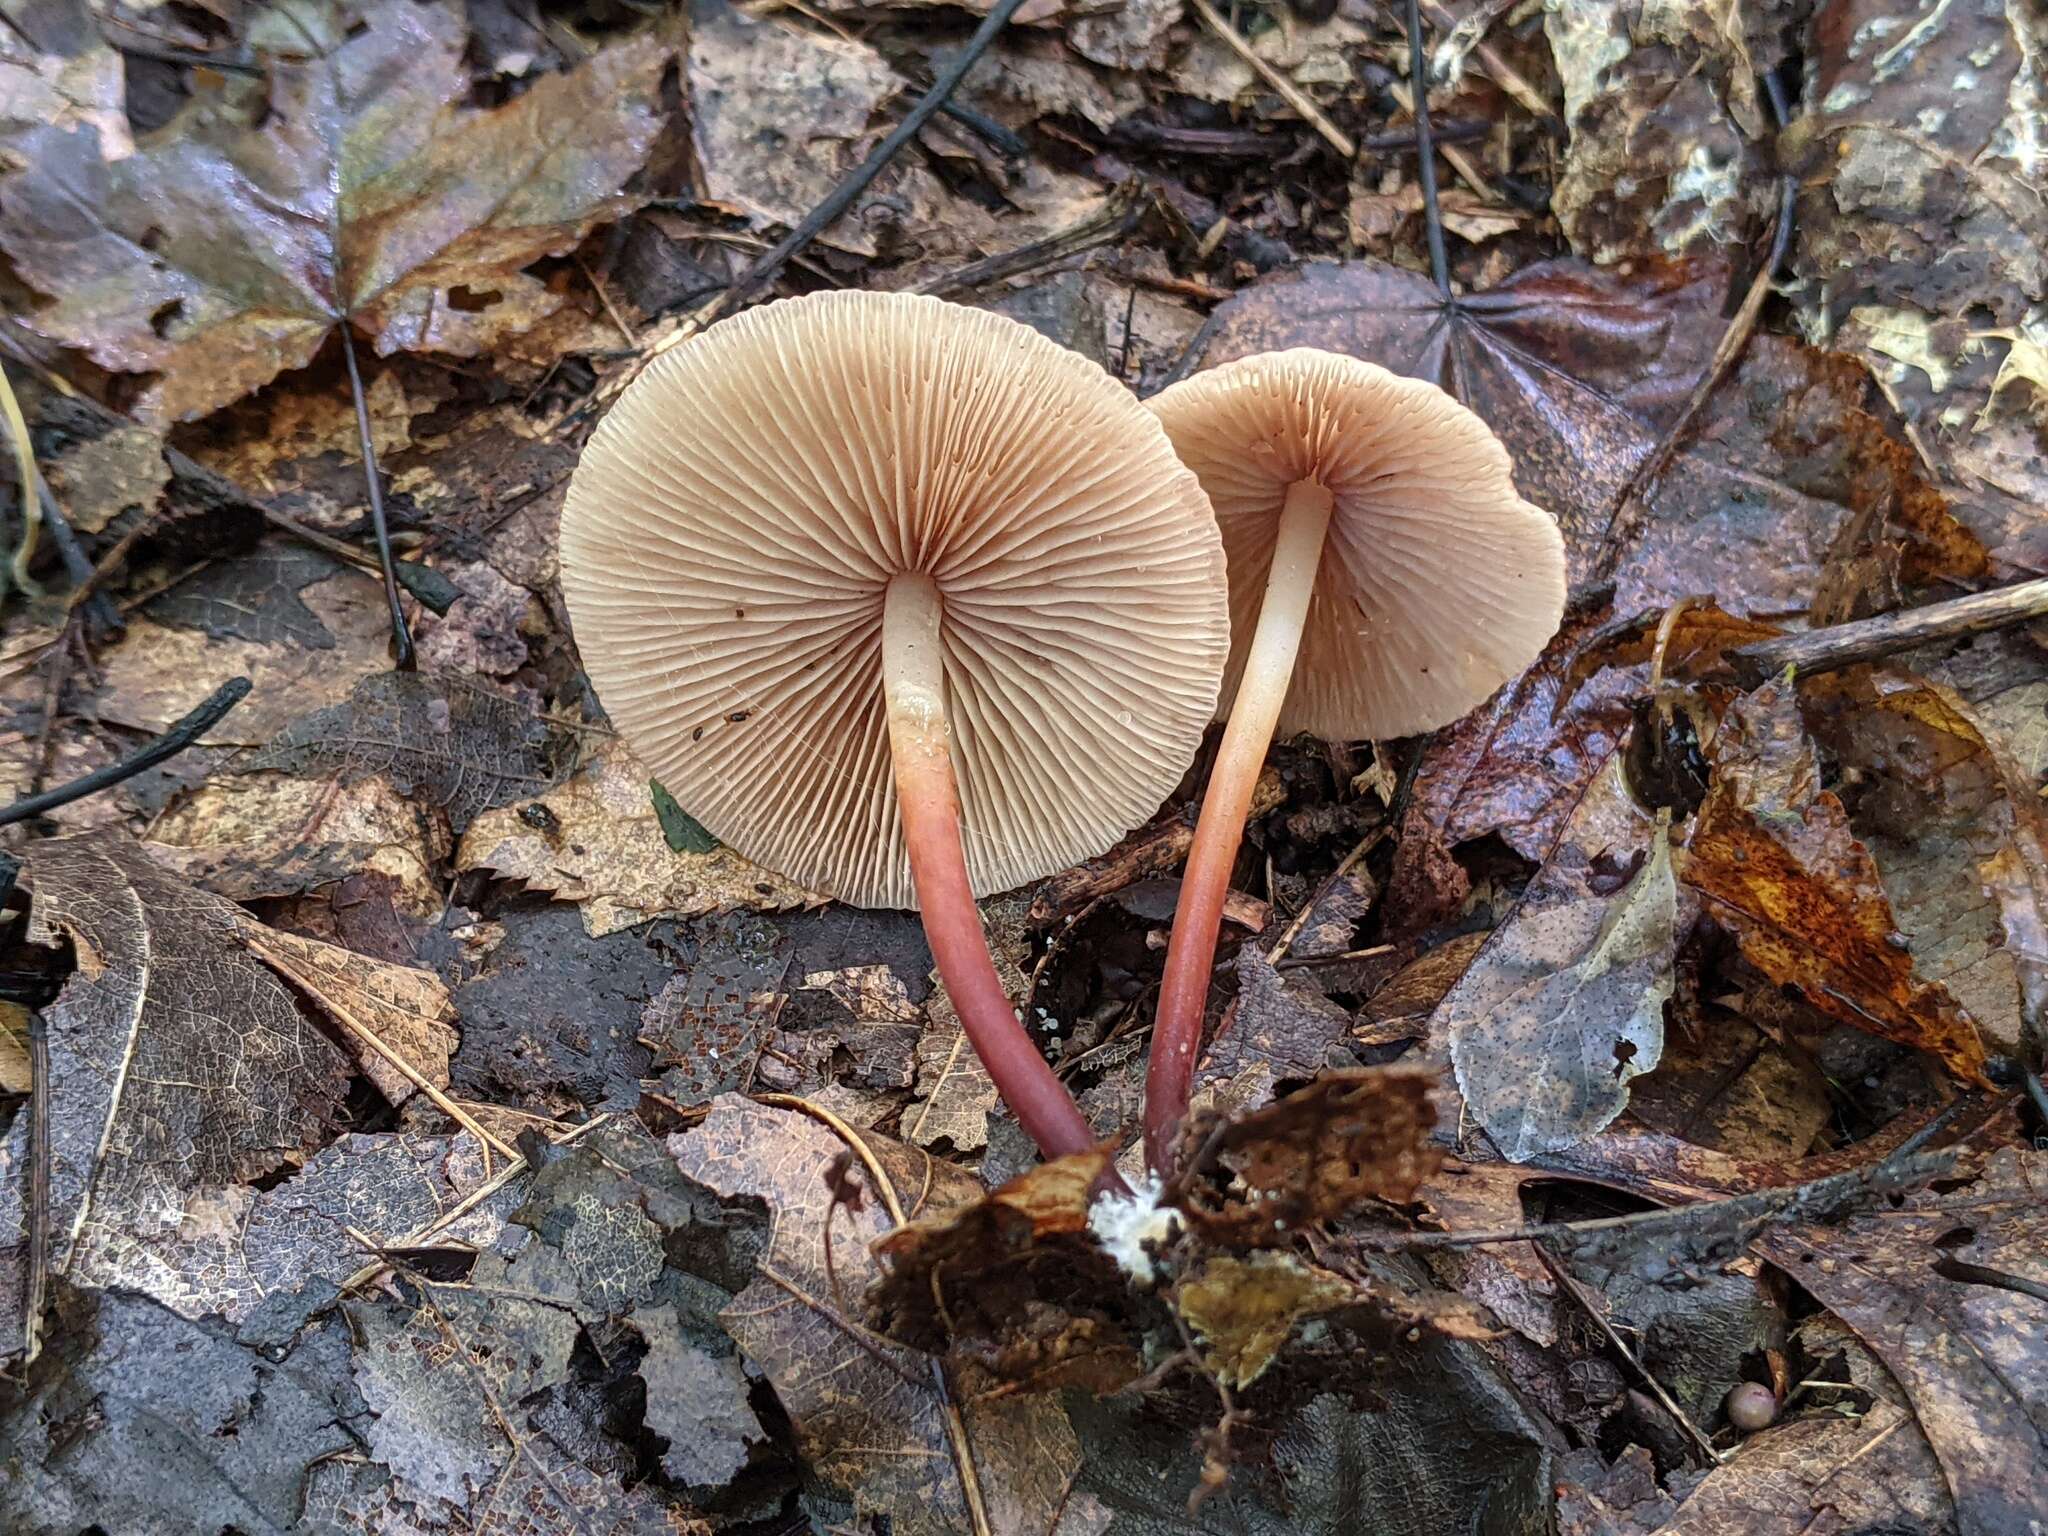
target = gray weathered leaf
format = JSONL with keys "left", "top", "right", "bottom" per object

{"left": 1447, "top": 759, "right": 1675, "bottom": 1161}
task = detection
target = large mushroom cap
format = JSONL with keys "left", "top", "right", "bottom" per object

{"left": 561, "top": 291, "right": 1230, "bottom": 909}
{"left": 1149, "top": 348, "right": 1565, "bottom": 742}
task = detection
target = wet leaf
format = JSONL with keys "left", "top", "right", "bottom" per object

{"left": 1177, "top": 1067, "right": 1440, "bottom": 1246}
{"left": 0, "top": 1289, "right": 358, "bottom": 1535}
{"left": 1800, "top": 666, "right": 2048, "bottom": 1055}
{"left": 1445, "top": 758, "right": 1676, "bottom": 1161}
{"left": 248, "top": 669, "right": 562, "bottom": 836}
{"left": 649, "top": 779, "right": 718, "bottom": 854}
{"left": 0, "top": 2, "right": 672, "bottom": 421}
{"left": 1190, "top": 946, "right": 1355, "bottom": 1124}
{"left": 1681, "top": 678, "right": 1993, "bottom": 1085}
{"left": 1789, "top": 0, "right": 2048, "bottom": 548}
{"left": 642, "top": 912, "right": 792, "bottom": 1106}
{"left": 672, "top": 1094, "right": 1083, "bottom": 1536}
{"left": 457, "top": 739, "right": 814, "bottom": 936}
{"left": 1756, "top": 1146, "right": 2048, "bottom": 1536}
{"left": 630, "top": 1300, "right": 769, "bottom": 1489}
{"left": 0, "top": 835, "right": 350, "bottom": 1359}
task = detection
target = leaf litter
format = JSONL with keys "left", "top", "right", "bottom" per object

{"left": 2, "top": 0, "right": 2047, "bottom": 1531}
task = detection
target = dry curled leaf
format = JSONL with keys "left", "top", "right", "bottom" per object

{"left": 1178, "top": 1067, "right": 1440, "bottom": 1246}
{"left": 0, "top": 1, "right": 671, "bottom": 421}
{"left": 1682, "top": 678, "right": 1993, "bottom": 1085}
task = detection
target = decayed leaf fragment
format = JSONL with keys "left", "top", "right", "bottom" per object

{"left": 670, "top": 1095, "right": 1085, "bottom": 1536}
{"left": 1178, "top": 1067, "right": 1440, "bottom": 1246}
{"left": 458, "top": 739, "right": 816, "bottom": 936}
{"left": 1444, "top": 757, "right": 1676, "bottom": 1161}
{"left": 0, "top": 835, "right": 350, "bottom": 1357}
{"left": 1755, "top": 1146, "right": 2048, "bottom": 1536}
{"left": 0, "top": 2, "right": 671, "bottom": 421}
{"left": 1175, "top": 1252, "right": 1356, "bottom": 1390}
{"left": 1682, "top": 679, "right": 1992, "bottom": 1085}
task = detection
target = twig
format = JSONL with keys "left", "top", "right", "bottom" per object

{"left": 1, "top": 356, "right": 45, "bottom": 598}
{"left": 0, "top": 676, "right": 250, "bottom": 828}
{"left": 339, "top": 326, "right": 414, "bottom": 670}
{"left": 30, "top": 484, "right": 124, "bottom": 639}
{"left": 1597, "top": 173, "right": 1797, "bottom": 573}
{"left": 578, "top": 255, "right": 638, "bottom": 347}
{"left": 1404, "top": 0, "right": 1451, "bottom": 298}
{"left": 1934, "top": 1255, "right": 2048, "bottom": 1304}
{"left": 337, "top": 1115, "right": 611, "bottom": 1294}
{"left": 1727, "top": 577, "right": 2048, "bottom": 686}
{"left": 1188, "top": 0, "right": 1356, "bottom": 159}
{"left": 1534, "top": 1242, "right": 1725, "bottom": 1465}
{"left": 1267, "top": 825, "right": 1389, "bottom": 963}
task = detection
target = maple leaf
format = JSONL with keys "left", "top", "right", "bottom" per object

{"left": 0, "top": 2, "right": 671, "bottom": 422}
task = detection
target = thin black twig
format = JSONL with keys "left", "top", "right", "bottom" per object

{"left": 340, "top": 326, "right": 414, "bottom": 670}
{"left": 1404, "top": 0, "right": 1452, "bottom": 299}
{"left": 33, "top": 485, "right": 123, "bottom": 640}
{"left": 0, "top": 675, "right": 251, "bottom": 828}
{"left": 1934, "top": 1255, "right": 2048, "bottom": 1304}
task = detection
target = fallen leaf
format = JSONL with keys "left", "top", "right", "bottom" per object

{"left": 1191, "top": 947, "right": 1356, "bottom": 1124}
{"left": 235, "top": 918, "right": 458, "bottom": 1110}
{"left": 248, "top": 669, "right": 563, "bottom": 836}
{"left": 0, "top": 2, "right": 672, "bottom": 421}
{"left": 672, "top": 1094, "right": 1085, "bottom": 1536}
{"left": 0, "top": 836, "right": 350, "bottom": 1358}
{"left": 1756, "top": 1146, "right": 2048, "bottom": 1536}
{"left": 0, "top": 1289, "right": 358, "bottom": 1534}
{"left": 1359, "top": 931, "right": 1490, "bottom": 1041}
{"left": 1680, "top": 678, "right": 1992, "bottom": 1085}
{"left": 1788, "top": 0, "right": 2048, "bottom": 549}
{"left": 1175, "top": 1251, "right": 1357, "bottom": 1389}
{"left": 1177, "top": 1067, "right": 1441, "bottom": 1246}
{"left": 1445, "top": 758, "right": 1677, "bottom": 1161}
{"left": 1544, "top": 0, "right": 1770, "bottom": 262}
{"left": 458, "top": 739, "right": 815, "bottom": 936}
{"left": 1800, "top": 666, "right": 2048, "bottom": 1056}
{"left": 630, "top": 1300, "right": 769, "bottom": 1489}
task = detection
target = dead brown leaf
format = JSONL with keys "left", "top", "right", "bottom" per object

{"left": 871, "top": 1146, "right": 1145, "bottom": 1393}
{"left": 1190, "top": 946, "right": 1356, "bottom": 1125}
{"left": 1681, "top": 678, "right": 1993, "bottom": 1086}
{"left": 1756, "top": 1146, "right": 2048, "bottom": 1536}
{"left": 0, "top": 3, "right": 671, "bottom": 422}
{"left": 1175, "top": 1251, "right": 1356, "bottom": 1390}
{"left": 457, "top": 739, "right": 816, "bottom": 936}
{"left": 1177, "top": 1067, "right": 1440, "bottom": 1246}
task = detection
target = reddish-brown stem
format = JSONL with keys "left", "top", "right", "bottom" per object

{"left": 1144, "top": 480, "right": 1333, "bottom": 1175}
{"left": 883, "top": 573, "right": 1100, "bottom": 1162}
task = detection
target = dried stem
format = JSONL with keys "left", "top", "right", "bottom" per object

{"left": 1146, "top": 479, "right": 1333, "bottom": 1174}
{"left": 0, "top": 675, "right": 250, "bottom": 829}
{"left": 882, "top": 573, "right": 1100, "bottom": 1163}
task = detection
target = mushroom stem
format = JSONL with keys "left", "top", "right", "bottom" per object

{"left": 1145, "top": 478, "right": 1333, "bottom": 1175}
{"left": 883, "top": 572, "right": 1101, "bottom": 1162}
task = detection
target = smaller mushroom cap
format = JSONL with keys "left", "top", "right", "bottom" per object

{"left": 560, "top": 291, "right": 1230, "bottom": 909}
{"left": 1149, "top": 349, "right": 1566, "bottom": 741}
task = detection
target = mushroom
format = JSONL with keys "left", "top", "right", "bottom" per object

{"left": 1141, "top": 348, "right": 1566, "bottom": 1173}
{"left": 560, "top": 291, "right": 1230, "bottom": 1162}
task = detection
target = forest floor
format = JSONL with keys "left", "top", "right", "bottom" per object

{"left": 0, "top": 0, "right": 2045, "bottom": 1532}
